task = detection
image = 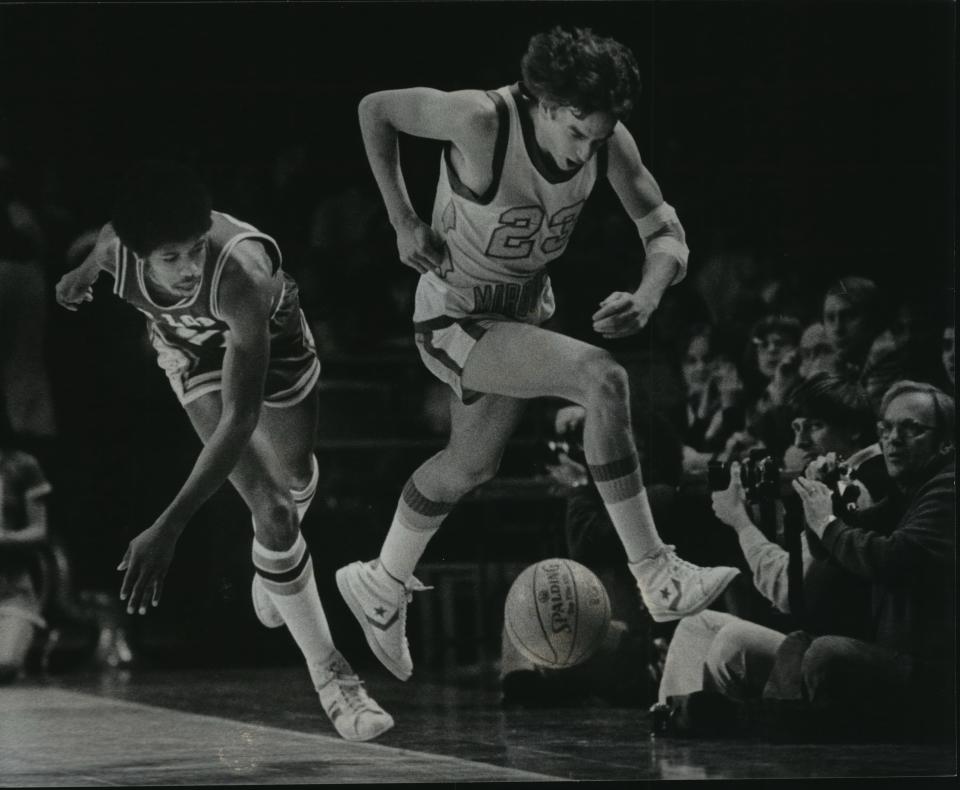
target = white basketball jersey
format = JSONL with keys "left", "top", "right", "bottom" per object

{"left": 414, "top": 83, "right": 605, "bottom": 324}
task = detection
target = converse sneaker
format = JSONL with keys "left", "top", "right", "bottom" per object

{"left": 313, "top": 651, "right": 394, "bottom": 742}
{"left": 251, "top": 576, "right": 284, "bottom": 629}
{"left": 335, "top": 560, "right": 431, "bottom": 681}
{"left": 631, "top": 546, "right": 739, "bottom": 622}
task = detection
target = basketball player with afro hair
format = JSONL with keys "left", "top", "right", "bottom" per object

{"left": 55, "top": 161, "right": 393, "bottom": 742}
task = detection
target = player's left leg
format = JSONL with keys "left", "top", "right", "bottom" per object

{"left": 247, "top": 388, "right": 320, "bottom": 628}
{"left": 459, "top": 321, "right": 739, "bottom": 622}
{"left": 184, "top": 393, "right": 392, "bottom": 741}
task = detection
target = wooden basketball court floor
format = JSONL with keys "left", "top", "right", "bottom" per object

{"left": 1, "top": 664, "right": 956, "bottom": 785}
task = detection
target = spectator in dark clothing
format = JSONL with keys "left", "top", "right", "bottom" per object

{"left": 723, "top": 315, "right": 802, "bottom": 464}
{"left": 0, "top": 439, "right": 52, "bottom": 682}
{"left": 679, "top": 324, "right": 745, "bottom": 474}
{"left": 822, "top": 276, "right": 884, "bottom": 379}
{"left": 940, "top": 321, "right": 955, "bottom": 394}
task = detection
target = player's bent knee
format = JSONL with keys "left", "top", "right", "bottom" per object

{"left": 578, "top": 351, "right": 629, "bottom": 407}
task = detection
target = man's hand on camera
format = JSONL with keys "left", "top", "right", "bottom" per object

{"left": 791, "top": 476, "right": 836, "bottom": 536}
{"left": 711, "top": 461, "right": 755, "bottom": 534}
{"left": 804, "top": 452, "right": 841, "bottom": 483}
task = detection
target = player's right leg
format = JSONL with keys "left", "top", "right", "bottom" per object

{"left": 337, "top": 392, "right": 528, "bottom": 680}
{"left": 458, "top": 321, "right": 739, "bottom": 623}
{"left": 184, "top": 395, "right": 392, "bottom": 741}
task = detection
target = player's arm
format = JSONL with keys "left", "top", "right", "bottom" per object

{"left": 358, "top": 87, "right": 497, "bottom": 273}
{"left": 55, "top": 223, "right": 119, "bottom": 311}
{"left": 118, "top": 241, "right": 273, "bottom": 615}
{"left": 592, "top": 124, "right": 690, "bottom": 339}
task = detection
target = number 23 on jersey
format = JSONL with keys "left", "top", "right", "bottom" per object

{"left": 485, "top": 201, "right": 584, "bottom": 260}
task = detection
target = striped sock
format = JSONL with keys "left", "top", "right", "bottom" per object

{"left": 291, "top": 454, "right": 320, "bottom": 522}
{"left": 252, "top": 532, "right": 335, "bottom": 666}
{"left": 588, "top": 451, "right": 664, "bottom": 563}
{"left": 378, "top": 477, "right": 455, "bottom": 583}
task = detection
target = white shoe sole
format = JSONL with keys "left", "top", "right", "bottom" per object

{"left": 645, "top": 567, "right": 741, "bottom": 623}
{"left": 335, "top": 565, "right": 412, "bottom": 682}
{"left": 331, "top": 711, "right": 395, "bottom": 742}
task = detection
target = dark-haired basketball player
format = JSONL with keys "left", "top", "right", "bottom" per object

{"left": 337, "top": 27, "right": 739, "bottom": 683}
{"left": 55, "top": 161, "right": 392, "bottom": 742}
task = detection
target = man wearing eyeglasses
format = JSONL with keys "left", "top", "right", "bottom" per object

{"left": 786, "top": 380, "right": 954, "bottom": 735}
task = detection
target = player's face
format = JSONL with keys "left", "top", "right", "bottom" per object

{"left": 143, "top": 234, "right": 208, "bottom": 297}
{"left": 539, "top": 105, "right": 617, "bottom": 170}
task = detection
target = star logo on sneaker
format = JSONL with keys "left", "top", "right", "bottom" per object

{"left": 666, "top": 579, "right": 683, "bottom": 611}
{"left": 366, "top": 607, "right": 399, "bottom": 631}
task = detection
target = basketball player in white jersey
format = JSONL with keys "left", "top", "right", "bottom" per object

{"left": 54, "top": 161, "right": 392, "bottom": 741}
{"left": 337, "top": 27, "right": 740, "bottom": 683}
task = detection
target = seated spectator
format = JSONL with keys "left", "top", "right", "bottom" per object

{"left": 658, "top": 374, "right": 890, "bottom": 702}
{"left": 940, "top": 321, "right": 954, "bottom": 394}
{"left": 782, "top": 373, "right": 890, "bottom": 505}
{"left": 822, "top": 276, "right": 884, "bottom": 379}
{"left": 679, "top": 325, "right": 745, "bottom": 474}
{"left": 663, "top": 381, "right": 955, "bottom": 740}
{"left": 797, "top": 322, "right": 838, "bottom": 380}
{"left": 0, "top": 436, "right": 52, "bottom": 683}
{"left": 723, "top": 315, "right": 802, "bottom": 463}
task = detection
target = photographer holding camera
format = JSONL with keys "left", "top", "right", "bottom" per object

{"left": 657, "top": 374, "right": 890, "bottom": 705}
{"left": 656, "top": 380, "right": 954, "bottom": 740}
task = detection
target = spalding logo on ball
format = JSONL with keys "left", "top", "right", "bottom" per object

{"left": 504, "top": 558, "right": 611, "bottom": 670}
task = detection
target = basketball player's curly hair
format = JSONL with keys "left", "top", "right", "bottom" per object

{"left": 112, "top": 161, "right": 213, "bottom": 256}
{"left": 521, "top": 27, "right": 641, "bottom": 120}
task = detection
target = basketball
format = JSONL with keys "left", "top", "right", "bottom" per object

{"left": 504, "top": 558, "right": 611, "bottom": 670}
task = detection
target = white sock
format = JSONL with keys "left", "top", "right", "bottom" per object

{"left": 587, "top": 452, "right": 665, "bottom": 563}
{"left": 252, "top": 532, "right": 335, "bottom": 671}
{"left": 378, "top": 477, "right": 453, "bottom": 582}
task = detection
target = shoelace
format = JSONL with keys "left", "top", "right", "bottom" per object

{"left": 396, "top": 576, "right": 433, "bottom": 649}
{"left": 662, "top": 545, "right": 699, "bottom": 574}
{"left": 325, "top": 664, "right": 376, "bottom": 714}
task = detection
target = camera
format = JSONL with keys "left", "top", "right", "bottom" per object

{"left": 707, "top": 450, "right": 780, "bottom": 503}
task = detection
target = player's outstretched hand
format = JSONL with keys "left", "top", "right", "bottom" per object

{"left": 117, "top": 523, "right": 180, "bottom": 615}
{"left": 592, "top": 290, "right": 659, "bottom": 339}
{"left": 396, "top": 216, "right": 446, "bottom": 275}
{"left": 55, "top": 269, "right": 95, "bottom": 311}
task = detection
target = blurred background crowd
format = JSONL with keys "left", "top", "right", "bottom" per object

{"left": 0, "top": 1, "right": 953, "bottom": 738}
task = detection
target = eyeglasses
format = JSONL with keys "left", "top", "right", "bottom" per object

{"left": 876, "top": 419, "right": 935, "bottom": 440}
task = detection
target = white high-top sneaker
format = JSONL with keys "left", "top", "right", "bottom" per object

{"left": 631, "top": 546, "right": 739, "bottom": 622}
{"left": 312, "top": 651, "right": 394, "bottom": 742}
{"left": 335, "top": 559, "right": 431, "bottom": 681}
